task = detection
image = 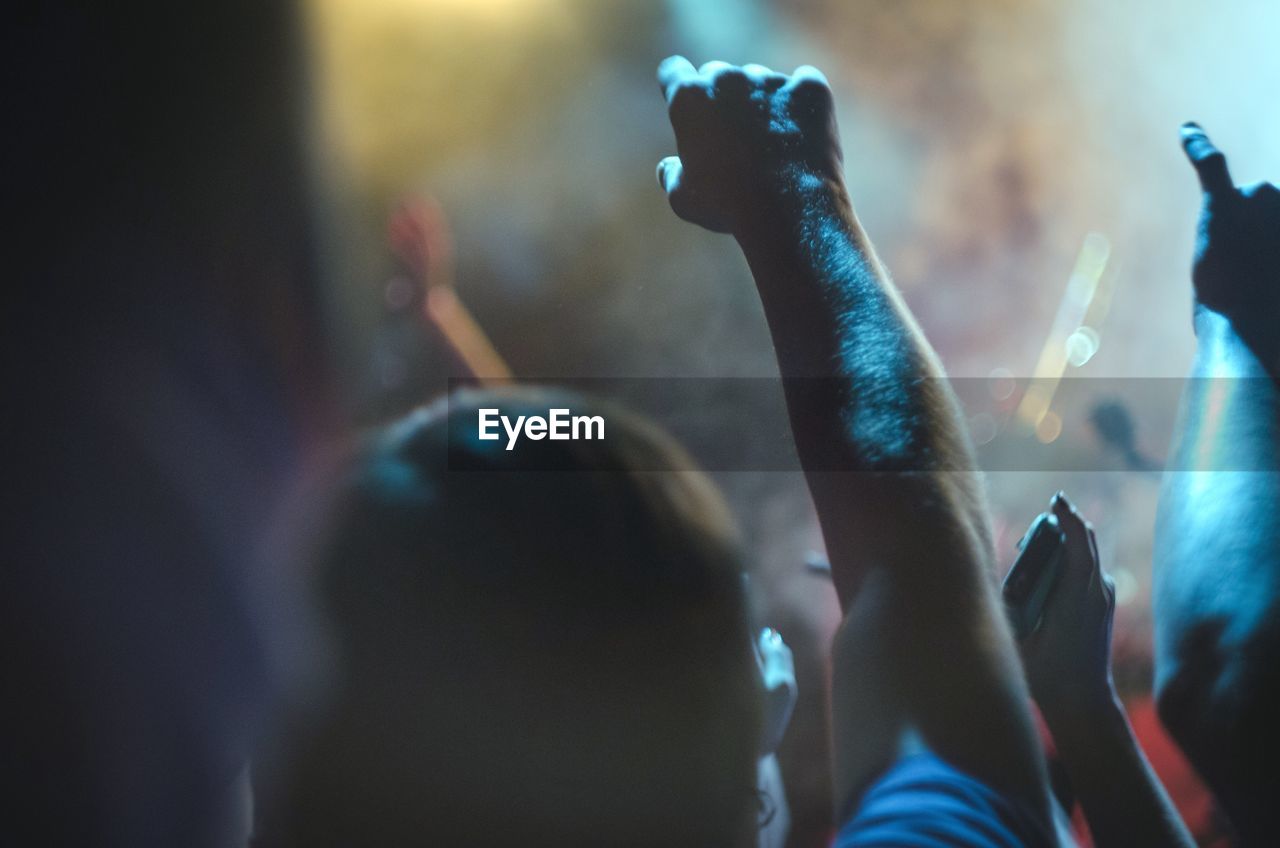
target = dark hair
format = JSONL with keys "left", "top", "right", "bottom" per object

{"left": 269, "top": 387, "right": 761, "bottom": 847}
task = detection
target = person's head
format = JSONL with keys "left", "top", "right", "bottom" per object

{"left": 272, "top": 387, "right": 762, "bottom": 846}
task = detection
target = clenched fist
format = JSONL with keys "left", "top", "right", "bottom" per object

{"left": 656, "top": 57, "right": 845, "bottom": 235}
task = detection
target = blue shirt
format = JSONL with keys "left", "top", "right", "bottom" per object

{"left": 836, "top": 753, "right": 1054, "bottom": 847}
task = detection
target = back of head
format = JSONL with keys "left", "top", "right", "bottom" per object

{"left": 269, "top": 387, "right": 761, "bottom": 847}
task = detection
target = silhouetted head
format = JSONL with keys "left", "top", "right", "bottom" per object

{"left": 272, "top": 387, "right": 762, "bottom": 847}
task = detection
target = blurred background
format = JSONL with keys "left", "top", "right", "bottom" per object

{"left": 294, "top": 0, "right": 1278, "bottom": 843}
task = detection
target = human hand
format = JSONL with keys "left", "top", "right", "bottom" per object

{"left": 754, "top": 627, "right": 796, "bottom": 757}
{"left": 1181, "top": 124, "right": 1280, "bottom": 343}
{"left": 655, "top": 57, "right": 844, "bottom": 235}
{"left": 1020, "top": 493, "right": 1118, "bottom": 725}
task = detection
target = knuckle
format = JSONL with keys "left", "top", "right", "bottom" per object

{"left": 791, "top": 75, "right": 832, "bottom": 100}
{"left": 711, "top": 66, "right": 749, "bottom": 93}
{"left": 667, "top": 82, "right": 709, "bottom": 119}
{"left": 1237, "top": 180, "right": 1265, "bottom": 198}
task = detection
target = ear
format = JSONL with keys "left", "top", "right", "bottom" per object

{"left": 754, "top": 628, "right": 797, "bottom": 756}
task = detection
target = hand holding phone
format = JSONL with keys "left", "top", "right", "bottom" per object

{"left": 1003, "top": 512, "right": 1066, "bottom": 640}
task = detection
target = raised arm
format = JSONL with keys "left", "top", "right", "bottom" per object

{"left": 1022, "top": 494, "right": 1194, "bottom": 847}
{"left": 1152, "top": 124, "right": 1280, "bottom": 842}
{"left": 656, "top": 57, "right": 1049, "bottom": 823}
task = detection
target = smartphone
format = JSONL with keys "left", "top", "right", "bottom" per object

{"left": 1002, "top": 512, "right": 1066, "bottom": 640}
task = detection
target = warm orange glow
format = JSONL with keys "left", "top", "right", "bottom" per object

{"left": 305, "top": 0, "right": 581, "bottom": 199}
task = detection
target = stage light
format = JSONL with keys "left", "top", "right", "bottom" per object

{"left": 970, "top": 412, "right": 998, "bottom": 445}
{"left": 1065, "top": 325, "right": 1100, "bottom": 367}
{"left": 1034, "top": 410, "right": 1063, "bottom": 444}
{"left": 1111, "top": 568, "right": 1138, "bottom": 607}
{"left": 987, "top": 367, "right": 1017, "bottom": 401}
{"left": 1017, "top": 233, "right": 1111, "bottom": 431}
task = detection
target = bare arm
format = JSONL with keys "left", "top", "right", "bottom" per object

{"left": 1022, "top": 494, "right": 1194, "bottom": 847}
{"left": 656, "top": 57, "right": 1049, "bottom": 822}
{"left": 1152, "top": 124, "right": 1280, "bottom": 840}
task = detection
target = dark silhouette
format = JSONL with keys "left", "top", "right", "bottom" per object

{"left": 262, "top": 388, "right": 762, "bottom": 847}
{"left": 5, "top": 3, "right": 329, "bottom": 846}
{"left": 1153, "top": 123, "right": 1280, "bottom": 846}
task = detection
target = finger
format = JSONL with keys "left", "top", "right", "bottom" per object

{"left": 659, "top": 156, "right": 700, "bottom": 223}
{"left": 698, "top": 59, "right": 734, "bottom": 77}
{"left": 657, "top": 55, "right": 698, "bottom": 101}
{"left": 1086, "top": 524, "right": 1102, "bottom": 588}
{"left": 1241, "top": 180, "right": 1280, "bottom": 202}
{"left": 784, "top": 64, "right": 833, "bottom": 103}
{"left": 788, "top": 64, "right": 831, "bottom": 88}
{"left": 1050, "top": 492, "right": 1099, "bottom": 592}
{"left": 701, "top": 61, "right": 750, "bottom": 96}
{"left": 1100, "top": 573, "right": 1118, "bottom": 621}
{"left": 657, "top": 156, "right": 678, "bottom": 191}
{"left": 743, "top": 63, "right": 784, "bottom": 89}
{"left": 657, "top": 155, "right": 690, "bottom": 214}
{"left": 1181, "top": 122, "right": 1234, "bottom": 197}
{"left": 656, "top": 156, "right": 730, "bottom": 233}
{"left": 665, "top": 76, "right": 712, "bottom": 129}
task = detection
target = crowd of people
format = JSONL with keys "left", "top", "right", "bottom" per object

{"left": 8, "top": 3, "right": 1279, "bottom": 847}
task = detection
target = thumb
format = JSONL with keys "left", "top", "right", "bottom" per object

{"left": 657, "top": 156, "right": 730, "bottom": 233}
{"left": 1181, "top": 122, "right": 1233, "bottom": 198}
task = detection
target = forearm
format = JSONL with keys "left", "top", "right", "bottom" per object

{"left": 736, "top": 175, "right": 968, "bottom": 469}
{"left": 738, "top": 173, "right": 1046, "bottom": 814}
{"left": 1154, "top": 309, "right": 1280, "bottom": 688}
{"left": 1168, "top": 307, "right": 1280, "bottom": 472}
{"left": 1153, "top": 307, "right": 1280, "bottom": 823}
{"left": 735, "top": 174, "right": 991, "bottom": 600}
{"left": 1045, "top": 693, "right": 1194, "bottom": 848}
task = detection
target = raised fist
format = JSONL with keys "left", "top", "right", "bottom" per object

{"left": 656, "top": 57, "right": 844, "bottom": 234}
